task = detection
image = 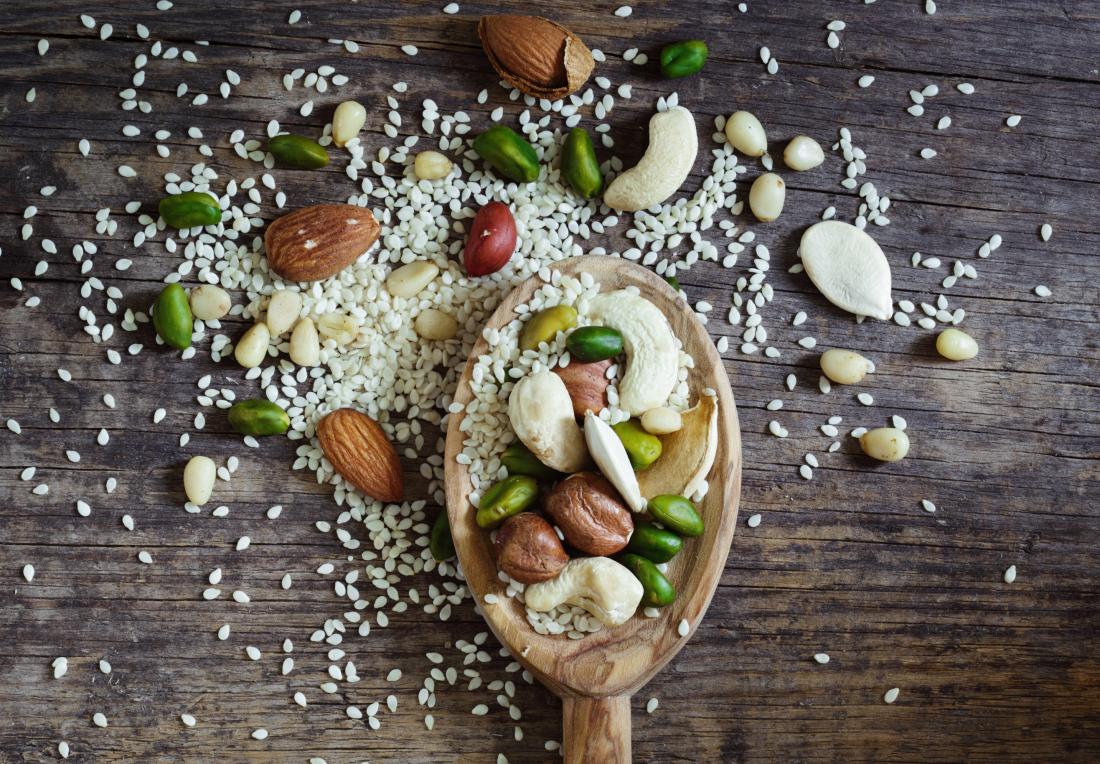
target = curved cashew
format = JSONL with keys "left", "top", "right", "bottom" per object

{"left": 587, "top": 290, "right": 677, "bottom": 415}
{"left": 524, "top": 557, "right": 643, "bottom": 627}
{"left": 584, "top": 412, "right": 645, "bottom": 513}
{"left": 508, "top": 371, "right": 589, "bottom": 473}
{"left": 603, "top": 106, "right": 698, "bottom": 212}
{"left": 800, "top": 221, "right": 893, "bottom": 321}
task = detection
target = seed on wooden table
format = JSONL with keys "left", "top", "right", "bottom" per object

{"left": 183, "top": 456, "right": 216, "bottom": 505}
{"left": 1004, "top": 565, "right": 1017, "bottom": 584}
{"left": 860, "top": 428, "right": 910, "bottom": 462}
{"left": 813, "top": 653, "right": 830, "bottom": 664}
{"left": 883, "top": 688, "right": 900, "bottom": 704}
{"left": 936, "top": 328, "right": 978, "bottom": 360}
{"left": 820, "top": 349, "right": 871, "bottom": 384}
{"left": 189, "top": 284, "right": 231, "bottom": 320}
{"left": 332, "top": 100, "right": 367, "bottom": 146}
{"left": 748, "top": 173, "right": 785, "bottom": 222}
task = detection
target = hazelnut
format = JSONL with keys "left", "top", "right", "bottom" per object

{"left": 495, "top": 513, "right": 569, "bottom": 584}
{"left": 545, "top": 472, "right": 633, "bottom": 556}
{"left": 553, "top": 358, "right": 611, "bottom": 418}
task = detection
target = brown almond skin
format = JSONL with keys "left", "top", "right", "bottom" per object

{"left": 264, "top": 204, "right": 380, "bottom": 282}
{"left": 478, "top": 15, "right": 595, "bottom": 100}
{"left": 545, "top": 472, "right": 633, "bottom": 556}
{"left": 554, "top": 358, "right": 611, "bottom": 418}
{"left": 317, "top": 408, "right": 404, "bottom": 502}
{"left": 495, "top": 513, "right": 569, "bottom": 584}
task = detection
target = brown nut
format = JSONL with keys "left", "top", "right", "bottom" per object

{"left": 545, "top": 472, "right": 633, "bottom": 556}
{"left": 495, "top": 513, "right": 569, "bottom": 584}
{"left": 553, "top": 358, "right": 611, "bottom": 418}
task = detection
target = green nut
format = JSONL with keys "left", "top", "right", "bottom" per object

{"left": 267, "top": 134, "right": 329, "bottom": 169}
{"left": 502, "top": 442, "right": 561, "bottom": 481}
{"left": 660, "top": 40, "right": 708, "bottom": 79}
{"left": 519, "top": 305, "right": 578, "bottom": 351}
{"left": 152, "top": 283, "right": 193, "bottom": 350}
{"left": 566, "top": 326, "right": 623, "bottom": 362}
{"left": 561, "top": 127, "right": 603, "bottom": 198}
{"left": 619, "top": 553, "right": 677, "bottom": 607}
{"left": 648, "top": 494, "right": 704, "bottom": 537}
{"left": 627, "top": 522, "right": 683, "bottom": 563}
{"left": 227, "top": 399, "right": 290, "bottom": 436}
{"left": 612, "top": 419, "right": 663, "bottom": 471}
{"left": 159, "top": 191, "right": 221, "bottom": 229}
{"left": 472, "top": 125, "right": 539, "bottom": 183}
{"left": 430, "top": 510, "right": 455, "bottom": 561}
{"left": 475, "top": 475, "right": 538, "bottom": 529}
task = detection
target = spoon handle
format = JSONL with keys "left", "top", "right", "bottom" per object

{"left": 563, "top": 694, "right": 631, "bottom": 763}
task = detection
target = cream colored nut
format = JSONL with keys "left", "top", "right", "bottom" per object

{"left": 413, "top": 150, "right": 454, "bottom": 181}
{"left": 289, "top": 317, "right": 320, "bottom": 366}
{"left": 188, "top": 284, "right": 231, "bottom": 321}
{"left": 749, "top": 172, "right": 785, "bottom": 222}
{"left": 265, "top": 289, "right": 303, "bottom": 337}
{"left": 523, "top": 556, "right": 643, "bottom": 627}
{"left": 509, "top": 371, "right": 589, "bottom": 473}
{"left": 640, "top": 406, "right": 682, "bottom": 435}
{"left": 317, "top": 311, "right": 360, "bottom": 345}
{"left": 936, "top": 328, "right": 978, "bottom": 361}
{"left": 584, "top": 411, "right": 645, "bottom": 513}
{"left": 414, "top": 308, "right": 459, "bottom": 341}
{"left": 819, "top": 348, "right": 872, "bottom": 385}
{"left": 183, "top": 455, "right": 216, "bottom": 505}
{"left": 587, "top": 290, "right": 678, "bottom": 415}
{"left": 800, "top": 221, "right": 893, "bottom": 321}
{"left": 386, "top": 261, "right": 439, "bottom": 298}
{"left": 603, "top": 106, "right": 698, "bottom": 212}
{"left": 332, "top": 100, "right": 366, "bottom": 147}
{"left": 860, "top": 427, "right": 910, "bottom": 462}
{"left": 724, "top": 110, "right": 767, "bottom": 157}
{"left": 783, "top": 135, "right": 825, "bottom": 171}
{"left": 234, "top": 323, "right": 270, "bottom": 368}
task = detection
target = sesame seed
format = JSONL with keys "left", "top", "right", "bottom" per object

{"left": 1004, "top": 565, "right": 1017, "bottom": 584}
{"left": 645, "top": 697, "right": 659, "bottom": 713}
{"left": 814, "top": 653, "right": 830, "bottom": 664}
{"left": 677, "top": 619, "right": 689, "bottom": 637}
{"left": 883, "top": 687, "right": 900, "bottom": 704}
{"left": 747, "top": 513, "right": 762, "bottom": 528}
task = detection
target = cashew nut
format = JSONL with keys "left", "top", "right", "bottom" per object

{"left": 586, "top": 290, "right": 677, "bottom": 415}
{"left": 799, "top": 221, "right": 893, "bottom": 321}
{"left": 508, "top": 371, "right": 589, "bottom": 473}
{"left": 584, "top": 412, "right": 645, "bottom": 513}
{"left": 524, "top": 557, "right": 643, "bottom": 627}
{"left": 603, "top": 106, "right": 698, "bottom": 212}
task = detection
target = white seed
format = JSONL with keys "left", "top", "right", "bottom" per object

{"left": 640, "top": 406, "right": 682, "bottom": 435}
{"left": 413, "top": 150, "right": 454, "bottom": 180}
{"left": 747, "top": 513, "right": 762, "bottom": 528}
{"left": 183, "top": 456, "right": 216, "bottom": 505}
{"left": 783, "top": 136, "right": 824, "bottom": 171}
{"left": 414, "top": 309, "right": 459, "bottom": 341}
{"left": 858, "top": 75, "right": 875, "bottom": 88}
{"left": 289, "top": 317, "right": 321, "bottom": 366}
{"left": 332, "top": 100, "right": 367, "bottom": 146}
{"left": 936, "top": 328, "right": 978, "bottom": 361}
{"left": 386, "top": 261, "right": 440, "bottom": 298}
{"left": 819, "top": 349, "right": 871, "bottom": 384}
{"left": 266, "top": 290, "right": 303, "bottom": 337}
{"left": 748, "top": 173, "right": 785, "bottom": 222}
{"left": 189, "top": 284, "right": 231, "bottom": 321}
{"left": 723, "top": 111, "right": 767, "bottom": 157}
{"left": 884, "top": 687, "right": 900, "bottom": 704}
{"left": 813, "top": 652, "right": 830, "bottom": 664}
{"left": 1040, "top": 223, "right": 1052, "bottom": 242}
{"left": 1004, "top": 565, "right": 1017, "bottom": 584}
{"left": 859, "top": 428, "right": 910, "bottom": 462}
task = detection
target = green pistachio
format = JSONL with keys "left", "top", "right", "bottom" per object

{"left": 152, "top": 283, "right": 193, "bottom": 350}
{"left": 472, "top": 125, "right": 540, "bottom": 183}
{"left": 267, "top": 134, "right": 329, "bottom": 169}
{"left": 660, "top": 40, "right": 708, "bottom": 79}
{"left": 619, "top": 553, "right": 677, "bottom": 607}
{"left": 648, "top": 494, "right": 704, "bottom": 537}
{"left": 519, "top": 305, "right": 578, "bottom": 351}
{"left": 561, "top": 127, "right": 603, "bottom": 198}
{"left": 475, "top": 475, "right": 538, "bottom": 529}
{"left": 430, "top": 510, "right": 456, "bottom": 561}
{"left": 627, "top": 522, "right": 683, "bottom": 563}
{"left": 502, "top": 442, "right": 561, "bottom": 481}
{"left": 612, "top": 419, "right": 663, "bottom": 471}
{"left": 566, "top": 326, "right": 623, "bottom": 362}
{"left": 159, "top": 191, "right": 222, "bottom": 229}
{"left": 227, "top": 399, "right": 290, "bottom": 436}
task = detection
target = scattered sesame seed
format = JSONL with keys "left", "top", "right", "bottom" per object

{"left": 1004, "top": 565, "right": 1017, "bottom": 584}
{"left": 677, "top": 619, "right": 690, "bottom": 637}
{"left": 747, "top": 513, "right": 762, "bottom": 528}
{"left": 646, "top": 697, "right": 659, "bottom": 713}
{"left": 883, "top": 687, "right": 900, "bottom": 704}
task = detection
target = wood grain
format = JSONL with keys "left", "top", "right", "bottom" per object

{"left": 442, "top": 256, "right": 742, "bottom": 761}
{"left": 1, "top": 0, "right": 1098, "bottom": 762}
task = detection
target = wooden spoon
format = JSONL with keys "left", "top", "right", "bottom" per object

{"left": 444, "top": 255, "right": 741, "bottom": 763}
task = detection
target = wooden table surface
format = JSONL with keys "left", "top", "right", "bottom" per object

{"left": 2, "top": 1, "right": 1098, "bottom": 762}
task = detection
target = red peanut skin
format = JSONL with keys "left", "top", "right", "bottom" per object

{"left": 463, "top": 201, "right": 517, "bottom": 276}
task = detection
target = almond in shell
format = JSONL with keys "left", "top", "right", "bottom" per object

{"left": 264, "top": 204, "right": 380, "bottom": 282}
{"left": 478, "top": 15, "right": 595, "bottom": 100}
{"left": 317, "top": 408, "right": 404, "bottom": 502}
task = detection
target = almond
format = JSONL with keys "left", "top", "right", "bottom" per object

{"left": 264, "top": 204, "right": 380, "bottom": 282}
{"left": 478, "top": 15, "right": 594, "bottom": 100}
{"left": 317, "top": 408, "right": 404, "bottom": 502}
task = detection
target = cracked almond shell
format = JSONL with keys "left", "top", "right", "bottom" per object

{"left": 478, "top": 15, "right": 595, "bottom": 100}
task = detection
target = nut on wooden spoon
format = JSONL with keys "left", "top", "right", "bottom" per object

{"left": 444, "top": 255, "right": 741, "bottom": 763}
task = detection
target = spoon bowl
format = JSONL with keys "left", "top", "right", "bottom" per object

{"left": 444, "top": 255, "right": 741, "bottom": 762}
